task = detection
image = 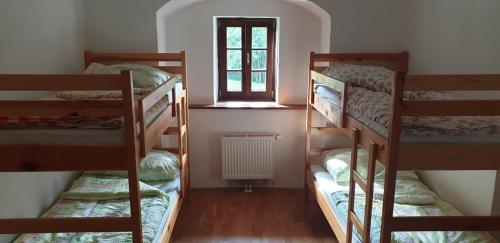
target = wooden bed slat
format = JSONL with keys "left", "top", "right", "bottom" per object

{"left": 0, "top": 100, "right": 124, "bottom": 117}
{"left": 405, "top": 74, "right": 500, "bottom": 91}
{"left": 308, "top": 171, "right": 347, "bottom": 243}
{"left": 399, "top": 144, "right": 500, "bottom": 170}
{"left": 311, "top": 52, "right": 408, "bottom": 64}
{"left": 311, "top": 71, "right": 345, "bottom": 93}
{"left": 391, "top": 216, "right": 500, "bottom": 231}
{"left": 164, "top": 127, "right": 179, "bottom": 134}
{"left": 0, "top": 74, "right": 124, "bottom": 91}
{"left": 311, "top": 127, "right": 346, "bottom": 136}
{"left": 153, "top": 147, "right": 179, "bottom": 154}
{"left": 402, "top": 100, "right": 500, "bottom": 116}
{"left": 140, "top": 79, "right": 177, "bottom": 112}
{"left": 158, "top": 192, "right": 182, "bottom": 242}
{"left": 154, "top": 66, "right": 184, "bottom": 75}
{"left": 0, "top": 145, "right": 128, "bottom": 172}
{"left": 143, "top": 106, "right": 174, "bottom": 157}
{"left": 85, "top": 52, "right": 185, "bottom": 63}
{"left": 0, "top": 217, "right": 133, "bottom": 234}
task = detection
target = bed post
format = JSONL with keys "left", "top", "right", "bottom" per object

{"left": 379, "top": 71, "right": 405, "bottom": 243}
{"left": 305, "top": 52, "right": 315, "bottom": 202}
{"left": 121, "top": 70, "right": 143, "bottom": 243}
{"left": 84, "top": 51, "right": 92, "bottom": 68}
{"left": 180, "top": 51, "right": 191, "bottom": 201}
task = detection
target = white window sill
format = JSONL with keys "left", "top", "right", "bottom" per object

{"left": 189, "top": 101, "right": 305, "bottom": 110}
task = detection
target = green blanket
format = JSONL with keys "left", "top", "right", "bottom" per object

{"left": 330, "top": 191, "right": 496, "bottom": 243}
{"left": 15, "top": 176, "right": 170, "bottom": 243}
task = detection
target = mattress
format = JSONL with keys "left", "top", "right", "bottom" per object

{"left": 310, "top": 164, "right": 495, "bottom": 243}
{"left": 148, "top": 177, "right": 181, "bottom": 194}
{"left": 152, "top": 190, "right": 179, "bottom": 243}
{"left": 0, "top": 83, "right": 183, "bottom": 145}
{"left": 314, "top": 84, "right": 500, "bottom": 144}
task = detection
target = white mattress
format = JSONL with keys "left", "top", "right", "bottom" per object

{"left": 146, "top": 178, "right": 181, "bottom": 243}
{"left": 152, "top": 190, "right": 179, "bottom": 243}
{"left": 148, "top": 177, "right": 181, "bottom": 193}
{"left": 0, "top": 83, "right": 183, "bottom": 145}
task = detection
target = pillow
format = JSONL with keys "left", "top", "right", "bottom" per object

{"left": 108, "top": 63, "right": 173, "bottom": 89}
{"left": 322, "top": 148, "right": 385, "bottom": 185}
{"left": 322, "top": 63, "right": 395, "bottom": 94}
{"left": 88, "top": 150, "right": 180, "bottom": 181}
{"left": 84, "top": 62, "right": 174, "bottom": 89}
{"left": 84, "top": 62, "right": 114, "bottom": 74}
{"left": 377, "top": 177, "right": 437, "bottom": 205}
{"left": 55, "top": 88, "right": 152, "bottom": 100}
{"left": 322, "top": 148, "right": 436, "bottom": 205}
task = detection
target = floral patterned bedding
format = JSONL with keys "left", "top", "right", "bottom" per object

{"left": 0, "top": 90, "right": 169, "bottom": 129}
{"left": 319, "top": 66, "right": 500, "bottom": 137}
{"left": 14, "top": 175, "right": 171, "bottom": 243}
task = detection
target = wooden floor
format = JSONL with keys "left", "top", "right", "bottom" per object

{"left": 171, "top": 189, "right": 337, "bottom": 243}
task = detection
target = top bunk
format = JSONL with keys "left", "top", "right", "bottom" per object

{"left": 307, "top": 52, "right": 500, "bottom": 170}
{"left": 84, "top": 51, "right": 189, "bottom": 157}
{"left": 0, "top": 51, "right": 189, "bottom": 172}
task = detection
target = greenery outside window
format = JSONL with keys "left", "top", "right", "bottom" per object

{"left": 217, "top": 18, "right": 276, "bottom": 101}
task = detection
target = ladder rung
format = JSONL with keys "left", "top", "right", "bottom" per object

{"left": 349, "top": 211, "right": 364, "bottom": 235}
{"left": 153, "top": 147, "right": 179, "bottom": 154}
{"left": 310, "top": 147, "right": 342, "bottom": 156}
{"left": 180, "top": 125, "right": 187, "bottom": 137}
{"left": 310, "top": 148, "right": 324, "bottom": 156}
{"left": 352, "top": 170, "right": 367, "bottom": 193}
{"left": 311, "top": 127, "right": 345, "bottom": 136}
{"left": 164, "top": 127, "right": 179, "bottom": 135}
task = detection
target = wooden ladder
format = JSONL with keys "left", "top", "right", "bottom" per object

{"left": 346, "top": 129, "right": 378, "bottom": 243}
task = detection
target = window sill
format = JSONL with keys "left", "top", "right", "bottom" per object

{"left": 189, "top": 101, "right": 306, "bottom": 110}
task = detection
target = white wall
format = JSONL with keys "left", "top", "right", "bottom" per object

{"left": 0, "top": 1, "right": 85, "bottom": 242}
{"left": 404, "top": 0, "right": 500, "bottom": 216}
{"left": 157, "top": 0, "right": 327, "bottom": 187}
{"left": 157, "top": 0, "right": 329, "bottom": 104}
{"left": 82, "top": 0, "right": 407, "bottom": 189}
{"left": 84, "top": 0, "right": 408, "bottom": 53}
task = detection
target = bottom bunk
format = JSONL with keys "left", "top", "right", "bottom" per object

{"left": 14, "top": 150, "right": 183, "bottom": 243}
{"left": 308, "top": 148, "right": 496, "bottom": 243}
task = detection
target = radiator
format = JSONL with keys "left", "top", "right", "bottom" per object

{"left": 221, "top": 134, "right": 276, "bottom": 180}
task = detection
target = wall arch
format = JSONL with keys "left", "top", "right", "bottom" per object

{"left": 156, "top": 0, "right": 331, "bottom": 104}
{"left": 157, "top": 0, "right": 331, "bottom": 54}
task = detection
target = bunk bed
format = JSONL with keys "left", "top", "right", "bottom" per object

{"left": 305, "top": 52, "right": 500, "bottom": 242}
{"left": 0, "top": 52, "right": 190, "bottom": 243}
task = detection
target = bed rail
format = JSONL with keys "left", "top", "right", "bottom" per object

{"left": 306, "top": 51, "right": 500, "bottom": 243}
{"left": 85, "top": 51, "right": 188, "bottom": 158}
{"left": 0, "top": 71, "right": 144, "bottom": 242}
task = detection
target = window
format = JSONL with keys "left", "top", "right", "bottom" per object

{"left": 217, "top": 18, "right": 276, "bottom": 101}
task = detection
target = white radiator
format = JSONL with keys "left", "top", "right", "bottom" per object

{"left": 221, "top": 134, "right": 276, "bottom": 180}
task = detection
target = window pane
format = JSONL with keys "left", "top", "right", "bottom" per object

{"left": 227, "top": 71, "right": 242, "bottom": 92}
{"left": 251, "top": 50, "right": 267, "bottom": 70}
{"left": 227, "top": 50, "right": 242, "bottom": 70}
{"left": 251, "top": 71, "right": 267, "bottom": 92}
{"left": 227, "top": 27, "right": 242, "bottom": 48}
{"left": 252, "top": 27, "right": 267, "bottom": 48}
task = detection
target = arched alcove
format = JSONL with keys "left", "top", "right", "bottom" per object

{"left": 156, "top": 0, "right": 331, "bottom": 104}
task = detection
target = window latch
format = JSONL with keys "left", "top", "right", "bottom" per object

{"left": 246, "top": 52, "right": 250, "bottom": 66}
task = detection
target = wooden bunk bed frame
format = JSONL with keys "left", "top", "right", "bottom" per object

{"left": 0, "top": 52, "right": 190, "bottom": 243}
{"left": 305, "top": 51, "right": 500, "bottom": 242}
